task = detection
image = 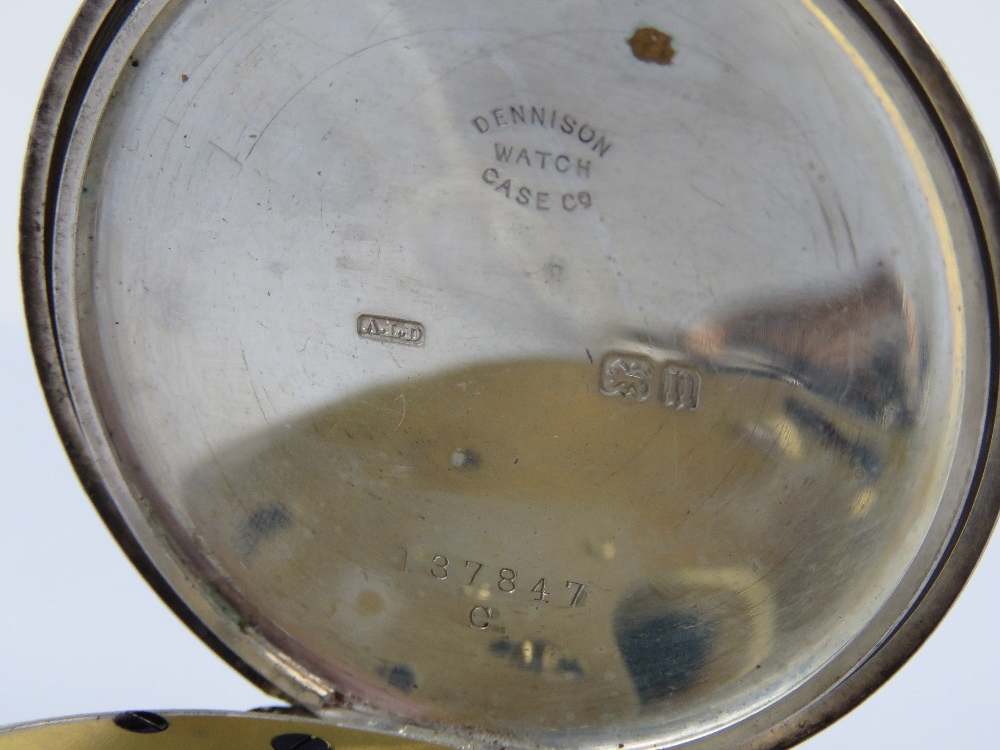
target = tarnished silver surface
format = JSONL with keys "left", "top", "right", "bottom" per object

{"left": 21, "top": 0, "right": 1000, "bottom": 749}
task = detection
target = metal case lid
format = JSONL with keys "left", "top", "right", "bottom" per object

{"left": 0, "top": 712, "right": 437, "bottom": 750}
{"left": 21, "top": 1, "right": 1000, "bottom": 748}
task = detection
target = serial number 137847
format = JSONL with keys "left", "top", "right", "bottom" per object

{"left": 426, "top": 553, "right": 586, "bottom": 609}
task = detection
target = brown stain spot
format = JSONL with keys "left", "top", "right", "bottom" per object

{"left": 356, "top": 590, "right": 385, "bottom": 616}
{"left": 628, "top": 27, "right": 676, "bottom": 65}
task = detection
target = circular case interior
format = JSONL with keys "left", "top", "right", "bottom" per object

{"left": 22, "top": 1, "right": 1000, "bottom": 749}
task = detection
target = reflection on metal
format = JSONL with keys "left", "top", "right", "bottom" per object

{"left": 183, "top": 356, "right": 889, "bottom": 732}
{"left": 489, "top": 638, "right": 584, "bottom": 680}
{"left": 613, "top": 568, "right": 775, "bottom": 707}
{"left": 688, "top": 271, "right": 920, "bottom": 427}
{"left": 615, "top": 588, "right": 715, "bottom": 705}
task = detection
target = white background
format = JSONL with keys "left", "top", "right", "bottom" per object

{"left": 2, "top": 1, "right": 999, "bottom": 747}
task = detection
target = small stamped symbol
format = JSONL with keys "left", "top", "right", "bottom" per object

{"left": 357, "top": 314, "right": 425, "bottom": 346}
{"left": 661, "top": 364, "right": 700, "bottom": 410}
{"left": 600, "top": 354, "right": 653, "bottom": 401}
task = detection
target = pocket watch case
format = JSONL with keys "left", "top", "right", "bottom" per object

{"left": 19, "top": 1, "right": 1000, "bottom": 749}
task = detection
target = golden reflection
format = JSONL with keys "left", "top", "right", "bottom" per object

{"left": 184, "top": 347, "right": 914, "bottom": 730}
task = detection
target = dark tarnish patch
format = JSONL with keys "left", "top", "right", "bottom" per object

{"left": 628, "top": 27, "right": 676, "bottom": 65}
{"left": 451, "top": 448, "right": 481, "bottom": 470}
{"left": 614, "top": 588, "right": 714, "bottom": 704}
{"left": 378, "top": 664, "right": 418, "bottom": 693}
{"left": 238, "top": 504, "right": 293, "bottom": 556}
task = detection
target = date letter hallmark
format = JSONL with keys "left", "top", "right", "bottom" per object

{"left": 661, "top": 364, "right": 700, "bottom": 410}
{"left": 357, "top": 314, "right": 425, "bottom": 347}
{"left": 600, "top": 354, "right": 653, "bottom": 401}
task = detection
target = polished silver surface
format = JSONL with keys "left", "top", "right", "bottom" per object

{"left": 21, "top": 0, "right": 1000, "bottom": 749}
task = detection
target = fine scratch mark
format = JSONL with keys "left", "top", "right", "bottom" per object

{"left": 680, "top": 380, "right": 775, "bottom": 525}
{"left": 246, "top": 31, "right": 437, "bottom": 160}
{"left": 274, "top": 20, "right": 339, "bottom": 53}
{"left": 251, "top": 387, "right": 268, "bottom": 421}
{"left": 261, "top": 383, "right": 277, "bottom": 413}
{"left": 838, "top": 202, "right": 860, "bottom": 268}
{"left": 246, "top": 27, "right": 533, "bottom": 160}
{"left": 672, "top": 417, "right": 679, "bottom": 489}
{"left": 195, "top": 413, "right": 241, "bottom": 499}
{"left": 692, "top": 184, "right": 727, "bottom": 209}
{"left": 209, "top": 139, "right": 242, "bottom": 165}
{"left": 395, "top": 393, "right": 407, "bottom": 430}
{"left": 810, "top": 180, "right": 841, "bottom": 271}
{"left": 157, "top": 0, "right": 291, "bottom": 146}
{"left": 403, "top": 27, "right": 612, "bottom": 109}
{"left": 367, "top": 7, "right": 395, "bottom": 39}
{"left": 242, "top": 345, "right": 268, "bottom": 422}
{"left": 598, "top": 423, "right": 666, "bottom": 487}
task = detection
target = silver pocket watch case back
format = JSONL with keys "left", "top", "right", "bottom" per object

{"left": 12, "top": 1, "right": 1000, "bottom": 749}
